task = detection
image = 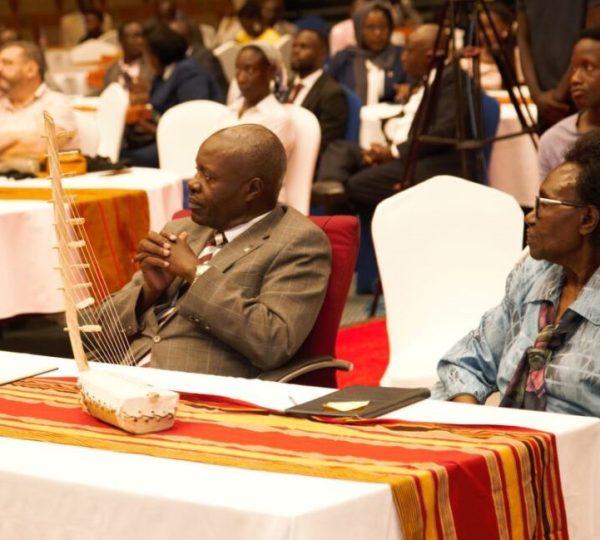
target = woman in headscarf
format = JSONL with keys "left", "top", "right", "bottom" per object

{"left": 222, "top": 42, "right": 294, "bottom": 159}
{"left": 328, "top": 1, "right": 407, "bottom": 105}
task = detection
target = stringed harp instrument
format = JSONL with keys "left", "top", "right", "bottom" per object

{"left": 44, "top": 111, "right": 179, "bottom": 434}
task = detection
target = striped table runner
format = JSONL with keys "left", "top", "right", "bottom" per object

{"left": 0, "top": 187, "right": 149, "bottom": 294}
{"left": 0, "top": 378, "right": 568, "bottom": 540}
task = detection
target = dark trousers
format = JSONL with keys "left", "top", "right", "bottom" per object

{"left": 318, "top": 140, "right": 477, "bottom": 211}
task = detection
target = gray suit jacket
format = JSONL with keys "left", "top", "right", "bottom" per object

{"left": 99, "top": 206, "right": 331, "bottom": 377}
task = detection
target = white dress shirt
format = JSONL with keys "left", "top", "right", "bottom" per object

{"left": 289, "top": 69, "right": 323, "bottom": 106}
{"left": 220, "top": 94, "right": 296, "bottom": 160}
{"left": 0, "top": 83, "right": 79, "bottom": 149}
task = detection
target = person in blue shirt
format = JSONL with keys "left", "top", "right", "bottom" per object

{"left": 433, "top": 129, "right": 600, "bottom": 417}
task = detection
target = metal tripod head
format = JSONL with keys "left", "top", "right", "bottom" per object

{"left": 401, "top": 0, "right": 537, "bottom": 186}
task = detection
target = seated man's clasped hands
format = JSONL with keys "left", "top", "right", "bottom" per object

{"left": 434, "top": 130, "right": 600, "bottom": 417}
{"left": 98, "top": 124, "right": 331, "bottom": 377}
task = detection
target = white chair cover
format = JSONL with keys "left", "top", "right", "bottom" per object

{"left": 199, "top": 23, "right": 217, "bottom": 50}
{"left": 156, "top": 100, "right": 229, "bottom": 179}
{"left": 213, "top": 41, "right": 241, "bottom": 83}
{"left": 96, "top": 83, "right": 128, "bottom": 163}
{"left": 274, "top": 33, "right": 293, "bottom": 72}
{"left": 280, "top": 105, "right": 320, "bottom": 215}
{"left": 71, "top": 96, "right": 101, "bottom": 157}
{"left": 69, "top": 39, "right": 119, "bottom": 64}
{"left": 372, "top": 175, "right": 524, "bottom": 388}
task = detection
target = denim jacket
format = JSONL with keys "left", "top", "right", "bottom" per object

{"left": 432, "top": 256, "right": 600, "bottom": 417}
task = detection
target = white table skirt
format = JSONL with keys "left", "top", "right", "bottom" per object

{"left": 0, "top": 352, "right": 598, "bottom": 540}
{"left": 0, "top": 168, "right": 182, "bottom": 318}
{"left": 488, "top": 102, "right": 540, "bottom": 207}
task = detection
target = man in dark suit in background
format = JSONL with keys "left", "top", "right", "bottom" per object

{"left": 316, "top": 24, "right": 478, "bottom": 209}
{"left": 287, "top": 28, "right": 348, "bottom": 156}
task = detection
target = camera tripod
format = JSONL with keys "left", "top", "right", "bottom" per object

{"left": 401, "top": 0, "right": 538, "bottom": 185}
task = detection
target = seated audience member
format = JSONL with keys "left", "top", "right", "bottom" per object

{"left": 121, "top": 24, "right": 223, "bottom": 168}
{"left": 79, "top": 9, "right": 104, "bottom": 43}
{"left": 433, "top": 130, "right": 600, "bottom": 417}
{"left": 261, "top": 0, "right": 297, "bottom": 37}
{"left": 0, "top": 41, "right": 78, "bottom": 160}
{"left": 538, "top": 28, "right": 600, "bottom": 181}
{"left": 461, "top": 2, "right": 521, "bottom": 90}
{"left": 169, "top": 18, "right": 229, "bottom": 97}
{"left": 152, "top": 0, "right": 186, "bottom": 25}
{"left": 60, "top": 0, "right": 114, "bottom": 46}
{"left": 210, "top": 0, "right": 243, "bottom": 49}
{"left": 235, "top": 1, "right": 282, "bottom": 46}
{"left": 517, "top": 0, "right": 600, "bottom": 133}
{"left": 318, "top": 24, "right": 477, "bottom": 205}
{"left": 0, "top": 26, "right": 19, "bottom": 47}
{"left": 149, "top": 0, "right": 204, "bottom": 44}
{"left": 328, "top": 1, "right": 407, "bottom": 105}
{"left": 103, "top": 21, "right": 154, "bottom": 91}
{"left": 97, "top": 124, "right": 331, "bottom": 376}
{"left": 221, "top": 43, "right": 295, "bottom": 159}
{"left": 287, "top": 28, "right": 348, "bottom": 155}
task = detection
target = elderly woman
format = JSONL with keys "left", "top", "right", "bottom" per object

{"left": 433, "top": 129, "right": 600, "bottom": 417}
{"left": 328, "top": 0, "right": 407, "bottom": 105}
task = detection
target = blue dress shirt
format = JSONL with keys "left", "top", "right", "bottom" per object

{"left": 433, "top": 256, "right": 600, "bottom": 417}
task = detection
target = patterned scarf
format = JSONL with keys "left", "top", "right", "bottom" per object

{"left": 500, "top": 301, "right": 583, "bottom": 410}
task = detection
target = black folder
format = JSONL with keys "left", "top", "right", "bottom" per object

{"left": 285, "top": 385, "right": 431, "bottom": 419}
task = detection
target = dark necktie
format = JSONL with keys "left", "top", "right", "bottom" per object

{"left": 286, "top": 82, "right": 304, "bottom": 104}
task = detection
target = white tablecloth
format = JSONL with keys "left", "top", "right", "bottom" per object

{"left": 0, "top": 168, "right": 182, "bottom": 318}
{"left": 0, "top": 352, "right": 598, "bottom": 540}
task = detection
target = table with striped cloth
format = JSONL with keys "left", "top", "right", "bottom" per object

{"left": 0, "top": 377, "right": 568, "bottom": 540}
{"left": 0, "top": 187, "right": 149, "bottom": 295}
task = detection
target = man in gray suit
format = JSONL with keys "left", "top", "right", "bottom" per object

{"left": 98, "top": 124, "right": 331, "bottom": 376}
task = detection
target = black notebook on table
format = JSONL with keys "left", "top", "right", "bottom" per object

{"left": 285, "top": 385, "right": 431, "bottom": 419}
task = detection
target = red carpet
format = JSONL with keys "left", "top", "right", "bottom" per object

{"left": 336, "top": 318, "right": 389, "bottom": 388}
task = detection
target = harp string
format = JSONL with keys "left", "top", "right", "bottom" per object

{"left": 58, "top": 194, "right": 136, "bottom": 365}
{"left": 44, "top": 111, "right": 137, "bottom": 367}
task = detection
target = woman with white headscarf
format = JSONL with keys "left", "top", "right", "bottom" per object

{"left": 221, "top": 42, "right": 295, "bottom": 161}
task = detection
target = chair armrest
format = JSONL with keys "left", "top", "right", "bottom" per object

{"left": 258, "top": 356, "right": 353, "bottom": 383}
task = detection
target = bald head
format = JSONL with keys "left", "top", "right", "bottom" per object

{"left": 411, "top": 24, "right": 439, "bottom": 49}
{"left": 189, "top": 125, "right": 287, "bottom": 230}
{"left": 401, "top": 24, "right": 439, "bottom": 79}
{"left": 208, "top": 124, "right": 287, "bottom": 203}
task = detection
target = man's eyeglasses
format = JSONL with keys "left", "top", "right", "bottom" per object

{"left": 535, "top": 196, "right": 586, "bottom": 218}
